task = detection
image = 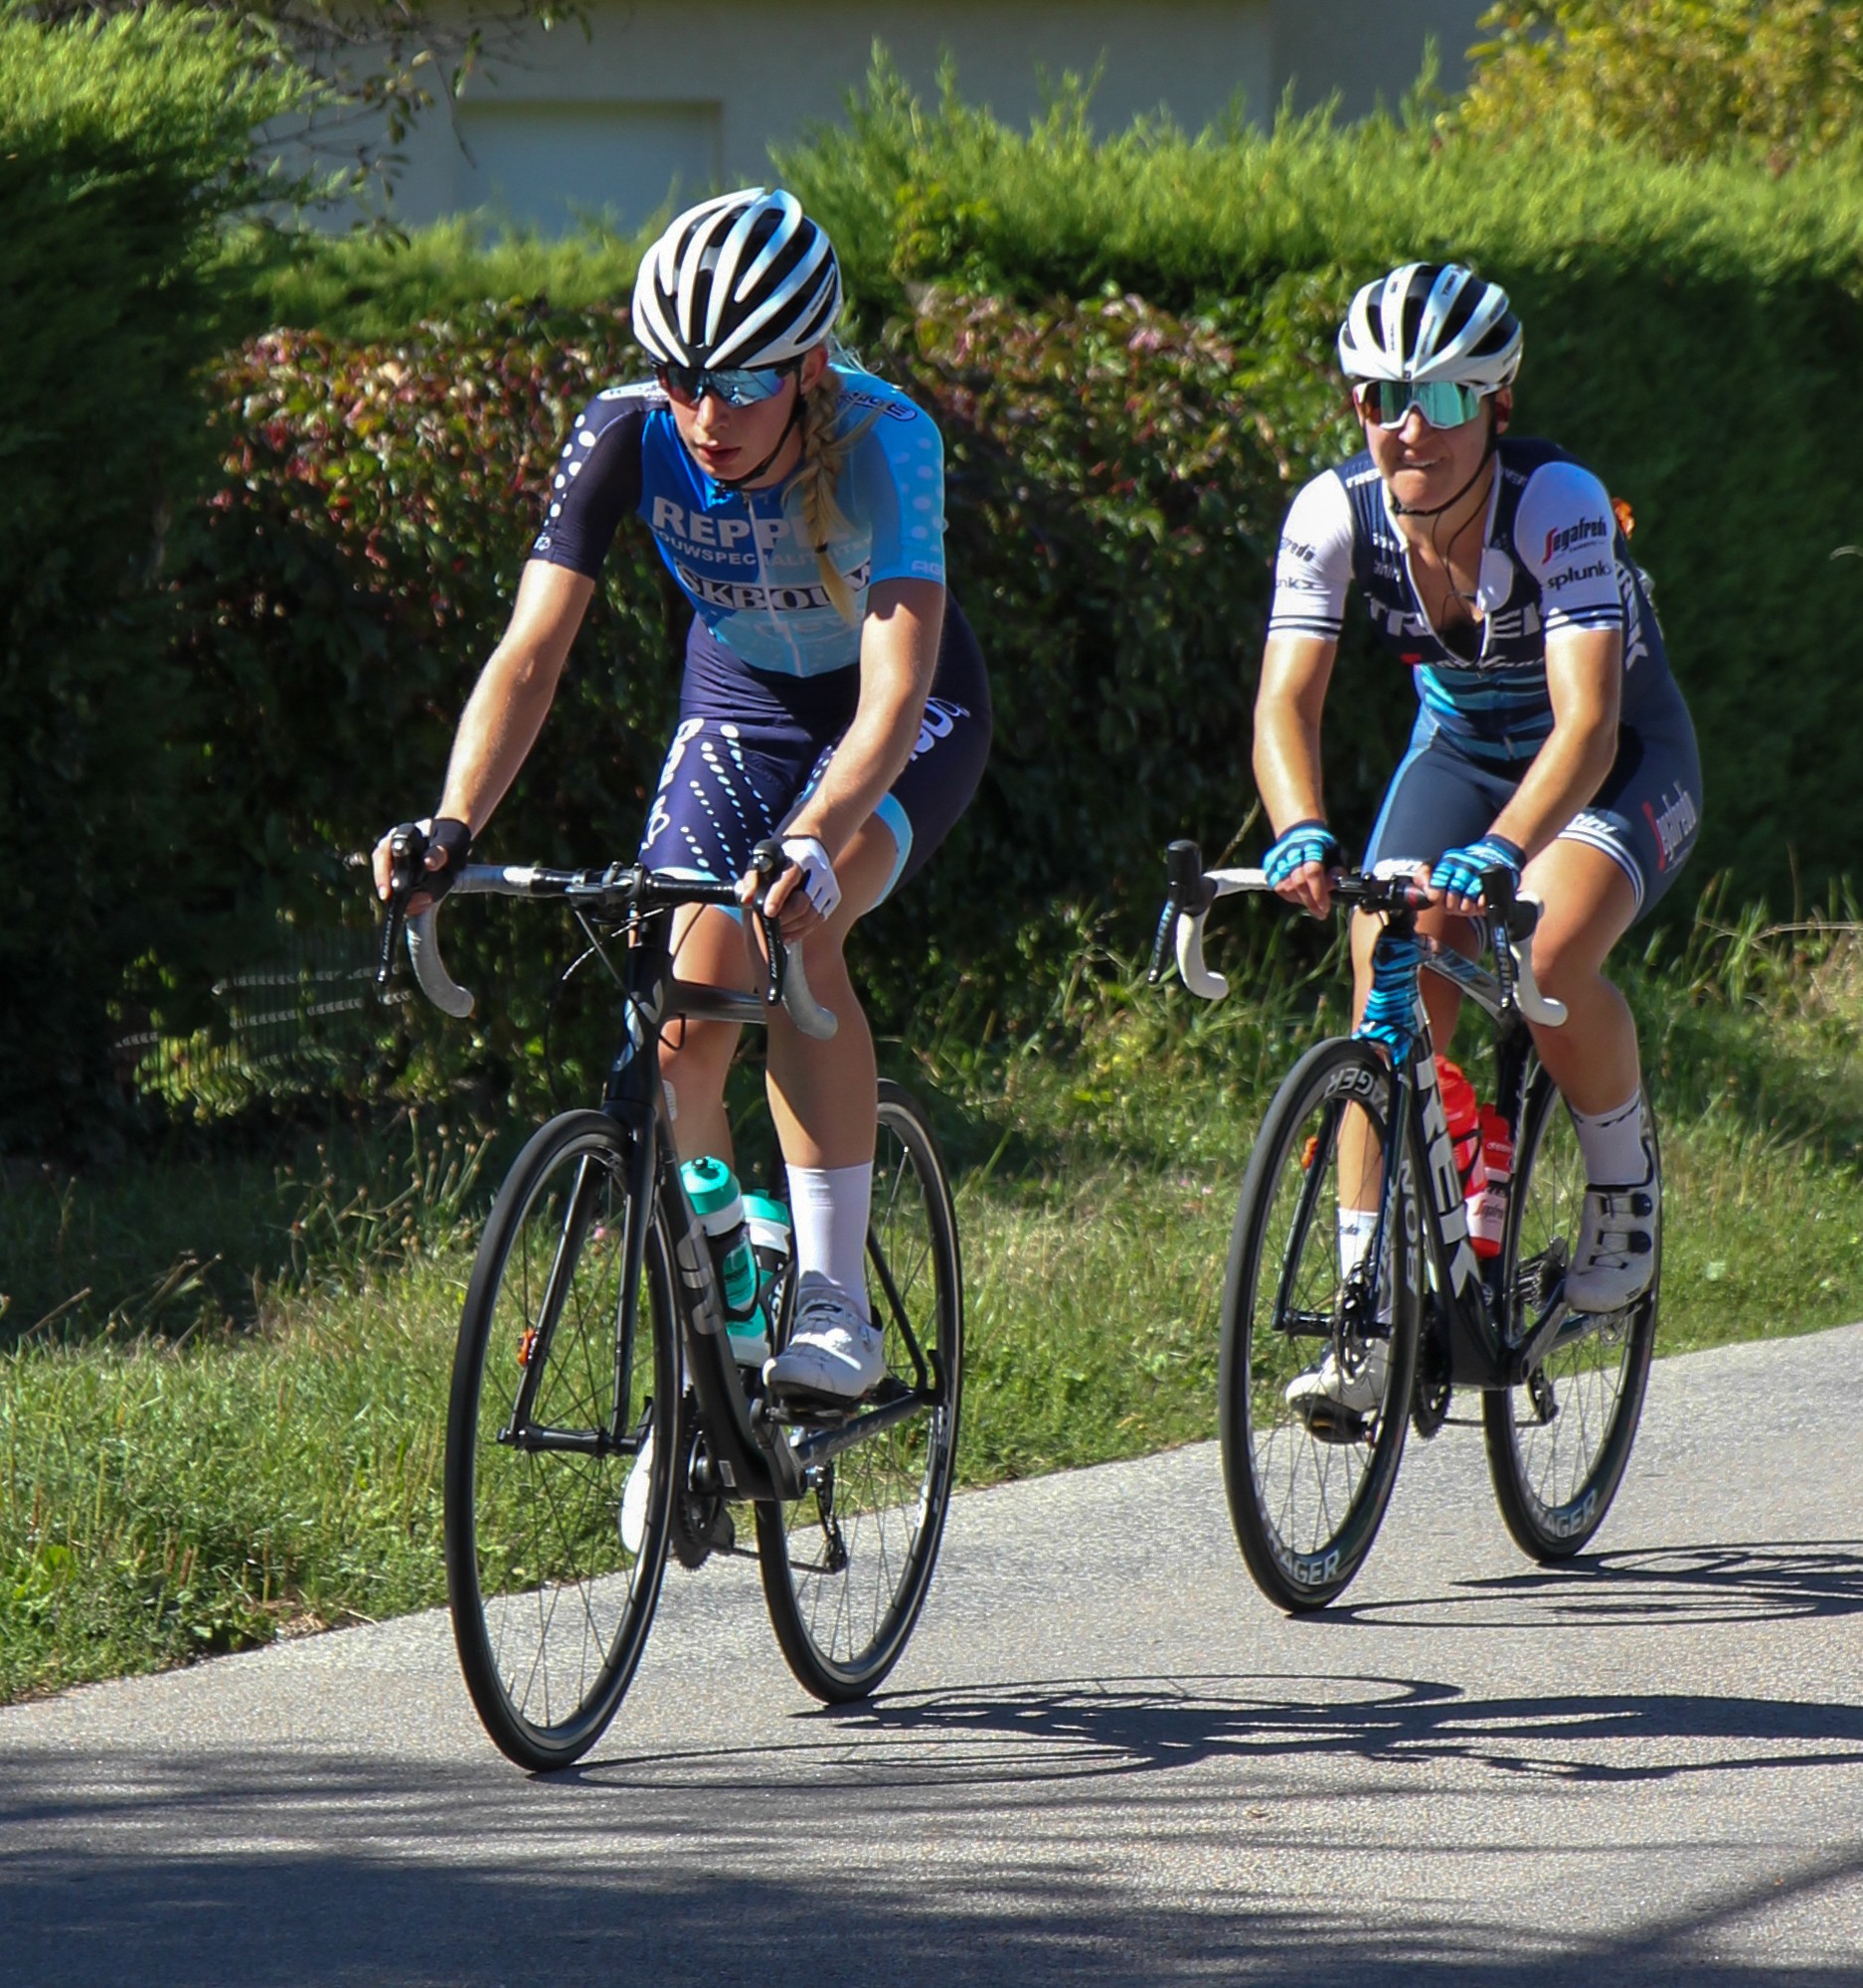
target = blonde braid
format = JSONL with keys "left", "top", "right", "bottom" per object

{"left": 784, "top": 363, "right": 879, "bottom": 624}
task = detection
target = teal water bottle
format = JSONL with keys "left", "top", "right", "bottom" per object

{"left": 742, "top": 1189, "right": 792, "bottom": 1331}
{"left": 681, "top": 1156, "right": 764, "bottom": 1364}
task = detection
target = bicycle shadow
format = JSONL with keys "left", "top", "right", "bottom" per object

{"left": 564, "top": 1656, "right": 1863, "bottom": 1795}
{"left": 1322, "top": 1538, "right": 1863, "bottom": 1631}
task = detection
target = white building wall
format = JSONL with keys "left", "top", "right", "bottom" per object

{"left": 353, "top": 0, "right": 1485, "bottom": 235}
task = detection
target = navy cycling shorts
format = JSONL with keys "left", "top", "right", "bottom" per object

{"left": 638, "top": 598, "right": 991, "bottom": 900}
{"left": 1363, "top": 702, "right": 1703, "bottom": 921}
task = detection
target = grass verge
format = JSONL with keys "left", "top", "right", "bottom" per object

{"left": 5, "top": 897, "right": 1861, "bottom": 1703}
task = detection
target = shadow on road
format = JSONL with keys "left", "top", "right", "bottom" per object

{"left": 2, "top": 1733, "right": 1860, "bottom": 1988}
{"left": 1326, "top": 1539, "right": 1863, "bottom": 1632}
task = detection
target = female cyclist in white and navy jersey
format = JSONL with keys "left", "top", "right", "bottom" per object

{"left": 373, "top": 188, "right": 990, "bottom": 1403}
{"left": 1252, "top": 263, "right": 1701, "bottom": 1408}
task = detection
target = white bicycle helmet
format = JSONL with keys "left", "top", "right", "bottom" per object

{"left": 1337, "top": 262, "right": 1522, "bottom": 391}
{"left": 631, "top": 187, "right": 842, "bottom": 371}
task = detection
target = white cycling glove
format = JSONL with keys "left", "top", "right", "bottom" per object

{"left": 778, "top": 834, "right": 841, "bottom": 920}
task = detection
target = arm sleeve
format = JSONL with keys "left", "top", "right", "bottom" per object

{"left": 528, "top": 395, "right": 648, "bottom": 579}
{"left": 1514, "top": 459, "right": 1626, "bottom": 637}
{"left": 1267, "top": 472, "right": 1354, "bottom": 643}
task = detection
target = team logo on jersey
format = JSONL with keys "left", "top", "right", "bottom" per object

{"left": 674, "top": 562, "right": 872, "bottom": 614}
{"left": 1543, "top": 557, "right": 1614, "bottom": 594}
{"left": 838, "top": 386, "right": 919, "bottom": 423}
{"left": 1543, "top": 516, "right": 1609, "bottom": 563}
{"left": 1642, "top": 782, "right": 1699, "bottom": 872}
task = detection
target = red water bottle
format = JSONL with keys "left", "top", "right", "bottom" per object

{"left": 1435, "top": 1057, "right": 1485, "bottom": 1200}
{"left": 1467, "top": 1105, "right": 1513, "bottom": 1258}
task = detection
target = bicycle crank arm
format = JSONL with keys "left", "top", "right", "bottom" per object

{"left": 783, "top": 1389, "right": 930, "bottom": 1472}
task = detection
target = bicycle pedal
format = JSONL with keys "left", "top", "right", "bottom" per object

{"left": 1292, "top": 1402, "right": 1372, "bottom": 1445}
{"left": 764, "top": 1387, "right": 866, "bottom": 1425}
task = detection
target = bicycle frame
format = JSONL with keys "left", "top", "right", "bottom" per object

{"left": 1151, "top": 840, "right": 1582, "bottom": 1395}
{"left": 398, "top": 857, "right": 947, "bottom": 1511}
{"left": 1372, "top": 916, "right": 1571, "bottom": 1392}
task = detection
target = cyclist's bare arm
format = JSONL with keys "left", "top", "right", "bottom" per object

{"left": 372, "top": 560, "right": 596, "bottom": 907}
{"left": 761, "top": 577, "right": 942, "bottom": 929}
{"left": 1253, "top": 629, "right": 1339, "bottom": 918}
{"left": 1458, "top": 626, "right": 1623, "bottom": 878}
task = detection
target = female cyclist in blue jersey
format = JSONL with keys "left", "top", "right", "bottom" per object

{"left": 1252, "top": 262, "right": 1701, "bottom": 1412}
{"left": 373, "top": 187, "right": 990, "bottom": 1403}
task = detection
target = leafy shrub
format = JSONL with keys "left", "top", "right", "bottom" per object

{"left": 1459, "top": 2, "right": 1863, "bottom": 167}
{"left": 0, "top": 4, "right": 315, "bottom": 1149}
{"left": 776, "top": 68, "right": 1863, "bottom": 909}
{"left": 166, "top": 287, "right": 1398, "bottom": 1105}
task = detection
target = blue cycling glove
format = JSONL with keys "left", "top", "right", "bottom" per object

{"left": 1429, "top": 833, "right": 1525, "bottom": 906}
{"left": 1264, "top": 819, "right": 1342, "bottom": 889}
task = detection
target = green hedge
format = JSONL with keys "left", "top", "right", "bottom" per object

{"left": 0, "top": 4, "right": 313, "bottom": 1148}
{"left": 778, "top": 75, "right": 1863, "bottom": 907}
{"left": 15, "top": 50, "right": 1863, "bottom": 1135}
{"left": 164, "top": 289, "right": 1365, "bottom": 1103}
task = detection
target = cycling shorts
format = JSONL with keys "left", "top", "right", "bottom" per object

{"left": 638, "top": 598, "right": 991, "bottom": 901}
{"left": 1363, "top": 697, "right": 1703, "bottom": 921}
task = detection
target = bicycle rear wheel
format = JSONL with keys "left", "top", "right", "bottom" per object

{"left": 444, "top": 1110, "right": 676, "bottom": 1769}
{"left": 1484, "top": 1071, "right": 1657, "bottom": 1559}
{"left": 1219, "top": 1038, "right": 1421, "bottom": 1611}
{"left": 757, "top": 1080, "right": 962, "bottom": 1700}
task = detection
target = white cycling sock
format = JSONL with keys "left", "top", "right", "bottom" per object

{"left": 1338, "top": 1206, "right": 1380, "bottom": 1279}
{"left": 1567, "top": 1092, "right": 1645, "bottom": 1188}
{"left": 786, "top": 1161, "right": 872, "bottom": 1319}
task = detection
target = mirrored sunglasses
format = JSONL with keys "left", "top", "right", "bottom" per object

{"left": 1354, "top": 379, "right": 1488, "bottom": 430}
{"left": 657, "top": 362, "right": 794, "bottom": 408}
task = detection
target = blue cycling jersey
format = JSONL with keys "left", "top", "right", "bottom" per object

{"left": 530, "top": 360, "right": 945, "bottom": 678}
{"left": 1269, "top": 436, "right": 1681, "bottom": 765}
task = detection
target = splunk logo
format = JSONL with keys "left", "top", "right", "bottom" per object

{"left": 1544, "top": 516, "right": 1609, "bottom": 563}
{"left": 1642, "top": 781, "right": 1700, "bottom": 872}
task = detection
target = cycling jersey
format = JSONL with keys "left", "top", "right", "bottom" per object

{"left": 528, "top": 357, "right": 988, "bottom": 896}
{"left": 1269, "top": 436, "right": 1679, "bottom": 765}
{"left": 531, "top": 360, "right": 945, "bottom": 678}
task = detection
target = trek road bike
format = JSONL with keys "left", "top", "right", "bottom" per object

{"left": 1148, "top": 841, "right": 1658, "bottom": 1611}
{"left": 381, "top": 837, "right": 963, "bottom": 1768}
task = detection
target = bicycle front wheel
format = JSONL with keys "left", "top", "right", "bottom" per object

{"left": 1483, "top": 1071, "right": 1657, "bottom": 1559}
{"left": 757, "top": 1080, "right": 962, "bottom": 1701}
{"left": 444, "top": 1110, "right": 676, "bottom": 1769}
{"left": 1219, "top": 1038, "right": 1421, "bottom": 1611}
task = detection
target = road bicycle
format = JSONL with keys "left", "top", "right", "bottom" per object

{"left": 381, "top": 838, "right": 963, "bottom": 1769}
{"left": 1149, "top": 841, "right": 1658, "bottom": 1611}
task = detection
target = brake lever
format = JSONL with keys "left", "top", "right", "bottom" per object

{"left": 748, "top": 840, "right": 788, "bottom": 1010}
{"left": 1147, "top": 839, "right": 1216, "bottom": 985}
{"left": 375, "top": 825, "right": 424, "bottom": 995}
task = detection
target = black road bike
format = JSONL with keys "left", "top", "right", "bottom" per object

{"left": 1150, "top": 842, "right": 1658, "bottom": 1611}
{"left": 382, "top": 840, "right": 963, "bottom": 1769}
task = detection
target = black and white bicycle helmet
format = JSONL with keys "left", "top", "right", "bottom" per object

{"left": 1337, "top": 262, "right": 1522, "bottom": 391}
{"left": 631, "top": 187, "right": 842, "bottom": 371}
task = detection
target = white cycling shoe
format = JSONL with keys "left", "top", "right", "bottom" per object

{"left": 618, "top": 1428, "right": 654, "bottom": 1557}
{"left": 763, "top": 1273, "right": 886, "bottom": 1401}
{"left": 1565, "top": 1161, "right": 1659, "bottom": 1314}
{"left": 1285, "top": 1340, "right": 1389, "bottom": 1420}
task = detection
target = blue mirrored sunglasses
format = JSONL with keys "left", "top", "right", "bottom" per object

{"left": 1354, "top": 378, "right": 1488, "bottom": 430}
{"left": 658, "top": 362, "right": 795, "bottom": 408}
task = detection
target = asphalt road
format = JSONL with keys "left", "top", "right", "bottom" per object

{"left": 5, "top": 1325, "right": 1862, "bottom": 1987}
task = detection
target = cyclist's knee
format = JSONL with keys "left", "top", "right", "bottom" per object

{"left": 659, "top": 1015, "right": 736, "bottom": 1085}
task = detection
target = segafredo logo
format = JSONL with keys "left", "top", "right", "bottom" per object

{"left": 1642, "top": 782, "right": 1700, "bottom": 872}
{"left": 1543, "top": 516, "right": 1608, "bottom": 563}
